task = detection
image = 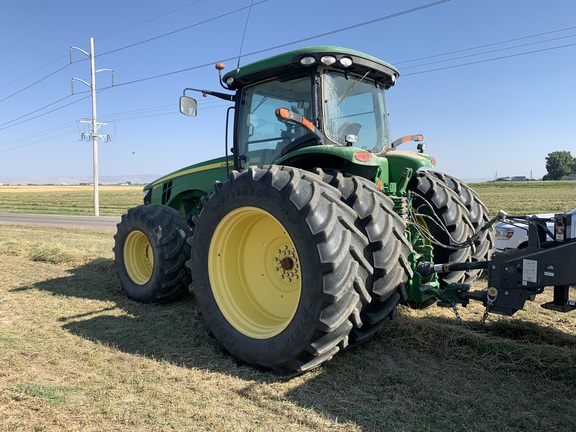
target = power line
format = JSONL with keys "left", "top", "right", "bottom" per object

{"left": 0, "top": 92, "right": 98, "bottom": 131}
{"left": 0, "top": 1, "right": 449, "bottom": 121}
{"left": 0, "top": 120, "right": 78, "bottom": 153}
{"left": 114, "top": 0, "right": 452, "bottom": 87}
{"left": 241, "top": 0, "right": 451, "bottom": 57}
{"left": 99, "top": 98, "right": 226, "bottom": 119}
{"left": 0, "top": 63, "right": 71, "bottom": 104}
{"left": 98, "top": 0, "right": 204, "bottom": 42}
{"left": 403, "top": 41, "right": 576, "bottom": 76}
{"left": 98, "top": 1, "right": 268, "bottom": 58}
{"left": 0, "top": 94, "right": 76, "bottom": 130}
{"left": 101, "top": 104, "right": 175, "bottom": 119}
{"left": 0, "top": 121, "right": 76, "bottom": 148}
{"left": 0, "top": 62, "right": 70, "bottom": 103}
{"left": 1, "top": 1, "right": 449, "bottom": 136}
{"left": 0, "top": 56, "right": 68, "bottom": 91}
{"left": 0, "top": 1, "right": 267, "bottom": 122}
{"left": 0, "top": 100, "right": 231, "bottom": 153}
{"left": 400, "top": 33, "right": 576, "bottom": 70}
{"left": 394, "top": 25, "right": 576, "bottom": 65}
{"left": 0, "top": 1, "right": 209, "bottom": 103}
{"left": 0, "top": 131, "right": 78, "bottom": 153}
{"left": 104, "top": 101, "right": 229, "bottom": 121}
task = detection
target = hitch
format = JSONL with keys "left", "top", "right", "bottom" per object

{"left": 417, "top": 208, "right": 576, "bottom": 318}
{"left": 419, "top": 282, "right": 497, "bottom": 329}
{"left": 421, "top": 283, "right": 472, "bottom": 308}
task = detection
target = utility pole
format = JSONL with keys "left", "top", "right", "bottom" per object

{"left": 70, "top": 37, "right": 113, "bottom": 216}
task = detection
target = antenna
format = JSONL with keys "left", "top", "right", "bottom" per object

{"left": 236, "top": 0, "right": 255, "bottom": 73}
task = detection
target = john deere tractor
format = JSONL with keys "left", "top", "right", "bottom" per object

{"left": 113, "top": 46, "right": 493, "bottom": 377}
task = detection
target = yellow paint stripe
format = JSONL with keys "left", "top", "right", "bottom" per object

{"left": 151, "top": 161, "right": 232, "bottom": 188}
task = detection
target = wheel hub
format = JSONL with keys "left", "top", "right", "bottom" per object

{"left": 275, "top": 246, "right": 299, "bottom": 282}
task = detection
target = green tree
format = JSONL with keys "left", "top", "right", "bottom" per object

{"left": 544, "top": 151, "right": 575, "bottom": 180}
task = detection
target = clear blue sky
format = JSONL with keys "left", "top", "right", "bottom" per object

{"left": 1, "top": 0, "right": 575, "bottom": 183}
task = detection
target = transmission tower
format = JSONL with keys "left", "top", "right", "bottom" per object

{"left": 70, "top": 37, "right": 114, "bottom": 216}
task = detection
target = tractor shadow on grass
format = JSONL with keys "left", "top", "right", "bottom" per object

{"left": 26, "top": 258, "right": 247, "bottom": 375}
{"left": 28, "top": 258, "right": 576, "bottom": 431}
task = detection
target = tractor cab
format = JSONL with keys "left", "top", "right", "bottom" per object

{"left": 180, "top": 47, "right": 400, "bottom": 171}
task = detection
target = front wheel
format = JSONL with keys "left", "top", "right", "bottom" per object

{"left": 113, "top": 204, "right": 192, "bottom": 304}
{"left": 189, "top": 166, "right": 371, "bottom": 377}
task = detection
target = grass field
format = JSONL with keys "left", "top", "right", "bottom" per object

{"left": 1, "top": 182, "right": 575, "bottom": 431}
{"left": 0, "top": 185, "right": 143, "bottom": 216}
{"left": 470, "top": 180, "right": 576, "bottom": 217}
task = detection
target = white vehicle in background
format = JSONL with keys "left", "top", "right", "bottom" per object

{"left": 493, "top": 213, "right": 555, "bottom": 252}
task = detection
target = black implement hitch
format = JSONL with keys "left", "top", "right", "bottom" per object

{"left": 416, "top": 208, "right": 576, "bottom": 317}
{"left": 488, "top": 242, "right": 576, "bottom": 315}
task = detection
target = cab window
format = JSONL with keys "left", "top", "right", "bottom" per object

{"left": 323, "top": 70, "right": 390, "bottom": 152}
{"left": 237, "top": 75, "right": 313, "bottom": 168}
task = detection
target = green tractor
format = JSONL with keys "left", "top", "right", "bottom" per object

{"left": 113, "top": 46, "right": 493, "bottom": 377}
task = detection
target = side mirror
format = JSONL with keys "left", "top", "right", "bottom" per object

{"left": 179, "top": 96, "right": 198, "bottom": 117}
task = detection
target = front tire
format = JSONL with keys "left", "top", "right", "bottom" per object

{"left": 113, "top": 204, "right": 192, "bottom": 304}
{"left": 189, "top": 166, "right": 371, "bottom": 377}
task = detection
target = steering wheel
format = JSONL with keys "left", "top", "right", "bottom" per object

{"left": 279, "top": 133, "right": 317, "bottom": 156}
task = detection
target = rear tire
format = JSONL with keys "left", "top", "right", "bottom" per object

{"left": 313, "top": 169, "right": 413, "bottom": 344}
{"left": 407, "top": 171, "right": 474, "bottom": 286}
{"left": 189, "top": 165, "right": 371, "bottom": 377}
{"left": 113, "top": 204, "right": 192, "bottom": 304}
{"left": 428, "top": 171, "right": 494, "bottom": 283}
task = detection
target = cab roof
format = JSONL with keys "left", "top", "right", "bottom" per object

{"left": 222, "top": 46, "right": 400, "bottom": 90}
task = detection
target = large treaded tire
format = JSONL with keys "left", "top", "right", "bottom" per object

{"left": 429, "top": 171, "right": 494, "bottom": 283}
{"left": 189, "top": 165, "right": 371, "bottom": 377}
{"left": 313, "top": 169, "right": 413, "bottom": 344}
{"left": 113, "top": 204, "right": 192, "bottom": 304}
{"left": 407, "top": 171, "right": 474, "bottom": 286}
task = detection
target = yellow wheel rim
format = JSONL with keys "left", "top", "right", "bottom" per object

{"left": 209, "top": 207, "right": 302, "bottom": 339}
{"left": 124, "top": 230, "right": 155, "bottom": 285}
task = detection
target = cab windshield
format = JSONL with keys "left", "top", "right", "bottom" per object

{"left": 237, "top": 75, "right": 313, "bottom": 168}
{"left": 322, "top": 70, "right": 390, "bottom": 152}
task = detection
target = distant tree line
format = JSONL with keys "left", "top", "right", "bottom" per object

{"left": 544, "top": 151, "right": 576, "bottom": 180}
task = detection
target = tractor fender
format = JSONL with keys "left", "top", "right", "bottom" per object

{"left": 144, "top": 156, "right": 231, "bottom": 212}
{"left": 143, "top": 156, "right": 232, "bottom": 224}
{"left": 276, "top": 145, "right": 387, "bottom": 182}
{"left": 385, "top": 150, "right": 436, "bottom": 184}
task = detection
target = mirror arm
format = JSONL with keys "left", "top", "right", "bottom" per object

{"left": 183, "top": 87, "right": 235, "bottom": 102}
